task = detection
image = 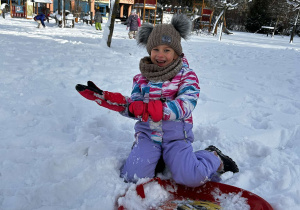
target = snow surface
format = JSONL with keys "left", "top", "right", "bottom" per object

{"left": 0, "top": 15, "right": 300, "bottom": 210}
{"left": 118, "top": 178, "right": 171, "bottom": 209}
{"left": 213, "top": 188, "right": 250, "bottom": 210}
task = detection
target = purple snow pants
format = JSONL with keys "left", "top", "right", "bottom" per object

{"left": 120, "top": 121, "right": 221, "bottom": 187}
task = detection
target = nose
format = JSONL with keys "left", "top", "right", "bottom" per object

{"left": 156, "top": 50, "right": 164, "bottom": 58}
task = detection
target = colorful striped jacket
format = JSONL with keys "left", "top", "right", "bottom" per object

{"left": 122, "top": 56, "right": 200, "bottom": 143}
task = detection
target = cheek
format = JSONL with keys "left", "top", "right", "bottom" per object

{"left": 150, "top": 54, "right": 156, "bottom": 63}
{"left": 173, "top": 53, "right": 179, "bottom": 60}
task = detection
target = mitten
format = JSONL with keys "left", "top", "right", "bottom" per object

{"left": 129, "top": 100, "right": 163, "bottom": 122}
{"left": 76, "top": 81, "right": 126, "bottom": 112}
{"left": 148, "top": 100, "right": 163, "bottom": 122}
{"left": 129, "top": 101, "right": 149, "bottom": 122}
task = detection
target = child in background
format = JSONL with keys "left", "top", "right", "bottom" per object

{"left": 1, "top": 3, "right": 7, "bottom": 19}
{"left": 126, "top": 9, "right": 139, "bottom": 39}
{"left": 94, "top": 9, "right": 102, "bottom": 31}
{"left": 34, "top": 13, "right": 46, "bottom": 28}
{"left": 76, "top": 14, "right": 239, "bottom": 188}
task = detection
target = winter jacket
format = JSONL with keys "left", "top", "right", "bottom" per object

{"left": 127, "top": 14, "right": 139, "bottom": 31}
{"left": 94, "top": 11, "right": 102, "bottom": 23}
{"left": 34, "top": 14, "right": 46, "bottom": 27}
{"left": 122, "top": 56, "right": 200, "bottom": 143}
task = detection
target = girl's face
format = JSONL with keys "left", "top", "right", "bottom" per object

{"left": 150, "top": 45, "right": 178, "bottom": 67}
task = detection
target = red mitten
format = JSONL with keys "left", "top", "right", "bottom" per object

{"left": 94, "top": 98, "right": 126, "bottom": 112}
{"left": 129, "top": 101, "right": 149, "bottom": 122}
{"left": 148, "top": 100, "right": 163, "bottom": 122}
{"left": 87, "top": 81, "right": 126, "bottom": 105}
{"left": 129, "top": 100, "right": 163, "bottom": 122}
{"left": 86, "top": 81, "right": 126, "bottom": 105}
{"left": 76, "top": 86, "right": 100, "bottom": 101}
{"left": 103, "top": 91, "right": 127, "bottom": 105}
{"left": 76, "top": 81, "right": 126, "bottom": 112}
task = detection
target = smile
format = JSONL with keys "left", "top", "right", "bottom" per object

{"left": 156, "top": 60, "right": 166, "bottom": 66}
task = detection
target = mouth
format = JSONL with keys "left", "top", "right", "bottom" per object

{"left": 156, "top": 60, "right": 166, "bottom": 67}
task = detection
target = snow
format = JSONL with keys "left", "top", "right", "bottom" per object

{"left": 213, "top": 189, "right": 250, "bottom": 210}
{"left": 0, "top": 14, "right": 300, "bottom": 210}
{"left": 118, "top": 178, "right": 171, "bottom": 210}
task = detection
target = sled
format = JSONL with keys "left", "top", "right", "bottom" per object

{"left": 118, "top": 178, "right": 273, "bottom": 210}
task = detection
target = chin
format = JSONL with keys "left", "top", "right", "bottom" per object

{"left": 157, "top": 63, "right": 166, "bottom": 67}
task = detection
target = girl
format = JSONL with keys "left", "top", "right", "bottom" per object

{"left": 76, "top": 14, "right": 238, "bottom": 187}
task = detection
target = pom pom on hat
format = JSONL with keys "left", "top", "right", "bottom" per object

{"left": 136, "top": 14, "right": 192, "bottom": 55}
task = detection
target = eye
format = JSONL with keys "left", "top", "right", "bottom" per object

{"left": 152, "top": 48, "right": 159, "bottom": 52}
{"left": 164, "top": 49, "right": 171, "bottom": 52}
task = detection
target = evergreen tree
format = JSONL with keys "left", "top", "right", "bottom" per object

{"left": 268, "top": 0, "right": 291, "bottom": 35}
{"left": 245, "top": 0, "right": 272, "bottom": 32}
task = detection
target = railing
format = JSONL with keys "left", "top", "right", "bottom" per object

{"left": 11, "top": 5, "right": 26, "bottom": 18}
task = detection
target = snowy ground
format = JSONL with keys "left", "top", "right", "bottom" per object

{"left": 0, "top": 15, "right": 300, "bottom": 210}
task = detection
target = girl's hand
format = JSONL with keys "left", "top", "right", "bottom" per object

{"left": 129, "top": 100, "right": 162, "bottom": 122}
{"left": 76, "top": 81, "right": 126, "bottom": 112}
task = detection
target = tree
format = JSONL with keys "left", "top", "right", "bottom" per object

{"left": 225, "top": 1, "right": 249, "bottom": 31}
{"left": 107, "top": 0, "right": 120, "bottom": 47}
{"left": 287, "top": 0, "right": 300, "bottom": 43}
{"left": 158, "top": 0, "right": 295, "bottom": 37}
{"left": 210, "top": 0, "right": 251, "bottom": 40}
{"left": 264, "top": 0, "right": 291, "bottom": 36}
{"left": 245, "top": 0, "right": 273, "bottom": 32}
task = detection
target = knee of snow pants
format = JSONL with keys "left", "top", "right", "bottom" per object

{"left": 120, "top": 135, "right": 162, "bottom": 182}
{"left": 162, "top": 140, "right": 221, "bottom": 187}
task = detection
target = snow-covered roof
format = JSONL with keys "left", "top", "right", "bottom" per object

{"left": 32, "top": 0, "right": 53, "bottom": 3}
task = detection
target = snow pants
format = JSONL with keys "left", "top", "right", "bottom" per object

{"left": 95, "top": 22, "right": 102, "bottom": 30}
{"left": 1, "top": 9, "right": 5, "bottom": 19}
{"left": 120, "top": 121, "right": 221, "bottom": 187}
{"left": 128, "top": 31, "right": 137, "bottom": 39}
{"left": 36, "top": 20, "right": 43, "bottom": 28}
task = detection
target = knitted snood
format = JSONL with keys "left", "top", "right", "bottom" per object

{"left": 139, "top": 56, "right": 182, "bottom": 82}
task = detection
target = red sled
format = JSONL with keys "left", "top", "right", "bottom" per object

{"left": 118, "top": 178, "right": 273, "bottom": 210}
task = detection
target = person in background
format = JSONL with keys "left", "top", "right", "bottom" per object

{"left": 126, "top": 9, "right": 139, "bottom": 39}
{"left": 45, "top": 8, "right": 50, "bottom": 23}
{"left": 1, "top": 3, "right": 7, "bottom": 19}
{"left": 34, "top": 13, "right": 46, "bottom": 28}
{"left": 94, "top": 9, "right": 103, "bottom": 31}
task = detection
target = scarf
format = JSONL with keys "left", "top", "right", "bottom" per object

{"left": 139, "top": 56, "right": 183, "bottom": 82}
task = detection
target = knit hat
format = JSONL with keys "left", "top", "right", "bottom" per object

{"left": 136, "top": 14, "right": 191, "bottom": 56}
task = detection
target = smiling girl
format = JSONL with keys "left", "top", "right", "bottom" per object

{"left": 76, "top": 14, "right": 238, "bottom": 188}
{"left": 119, "top": 14, "right": 239, "bottom": 187}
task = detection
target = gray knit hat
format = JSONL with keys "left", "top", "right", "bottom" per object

{"left": 136, "top": 14, "right": 192, "bottom": 56}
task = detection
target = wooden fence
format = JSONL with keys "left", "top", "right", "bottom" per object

{"left": 11, "top": 5, "right": 26, "bottom": 18}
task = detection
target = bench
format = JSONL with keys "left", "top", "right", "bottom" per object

{"left": 255, "top": 26, "right": 275, "bottom": 37}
